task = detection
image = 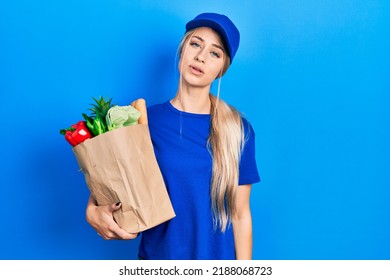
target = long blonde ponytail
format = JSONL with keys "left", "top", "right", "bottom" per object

{"left": 208, "top": 95, "right": 244, "bottom": 232}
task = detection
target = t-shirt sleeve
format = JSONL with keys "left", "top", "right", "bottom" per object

{"left": 238, "top": 119, "right": 261, "bottom": 185}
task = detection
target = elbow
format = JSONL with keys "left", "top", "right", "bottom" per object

{"left": 232, "top": 207, "right": 252, "bottom": 224}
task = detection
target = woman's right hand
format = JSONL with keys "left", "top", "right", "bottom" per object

{"left": 86, "top": 195, "right": 138, "bottom": 240}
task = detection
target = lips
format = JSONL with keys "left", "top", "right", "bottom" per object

{"left": 189, "top": 65, "right": 204, "bottom": 75}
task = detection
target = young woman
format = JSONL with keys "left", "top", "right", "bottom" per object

{"left": 85, "top": 12, "right": 260, "bottom": 260}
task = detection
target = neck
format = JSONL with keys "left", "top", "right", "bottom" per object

{"left": 171, "top": 84, "right": 211, "bottom": 114}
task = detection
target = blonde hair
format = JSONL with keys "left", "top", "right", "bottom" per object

{"left": 178, "top": 29, "right": 244, "bottom": 232}
{"left": 209, "top": 95, "right": 244, "bottom": 232}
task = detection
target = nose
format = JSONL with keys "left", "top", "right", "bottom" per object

{"left": 194, "top": 49, "right": 206, "bottom": 64}
{"left": 195, "top": 56, "right": 205, "bottom": 63}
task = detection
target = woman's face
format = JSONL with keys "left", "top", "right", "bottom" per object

{"left": 179, "top": 27, "right": 226, "bottom": 88}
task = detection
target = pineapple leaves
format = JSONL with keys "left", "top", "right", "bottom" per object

{"left": 82, "top": 96, "right": 115, "bottom": 136}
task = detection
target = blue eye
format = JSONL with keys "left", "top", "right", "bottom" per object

{"left": 190, "top": 42, "right": 201, "bottom": 48}
{"left": 211, "top": 51, "right": 220, "bottom": 58}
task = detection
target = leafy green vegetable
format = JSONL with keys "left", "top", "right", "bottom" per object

{"left": 106, "top": 105, "right": 141, "bottom": 131}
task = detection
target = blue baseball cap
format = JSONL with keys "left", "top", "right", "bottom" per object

{"left": 185, "top": 13, "right": 240, "bottom": 63}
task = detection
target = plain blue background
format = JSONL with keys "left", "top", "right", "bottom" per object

{"left": 0, "top": 0, "right": 389, "bottom": 260}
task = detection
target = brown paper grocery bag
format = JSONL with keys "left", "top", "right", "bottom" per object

{"left": 72, "top": 124, "right": 175, "bottom": 233}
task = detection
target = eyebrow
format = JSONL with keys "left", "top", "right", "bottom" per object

{"left": 192, "top": 35, "right": 225, "bottom": 52}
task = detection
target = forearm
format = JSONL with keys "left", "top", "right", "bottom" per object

{"left": 86, "top": 194, "right": 97, "bottom": 221}
{"left": 85, "top": 194, "right": 97, "bottom": 226}
{"left": 232, "top": 213, "right": 253, "bottom": 260}
{"left": 87, "top": 194, "right": 96, "bottom": 206}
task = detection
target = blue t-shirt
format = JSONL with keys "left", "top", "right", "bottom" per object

{"left": 138, "top": 101, "right": 260, "bottom": 260}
